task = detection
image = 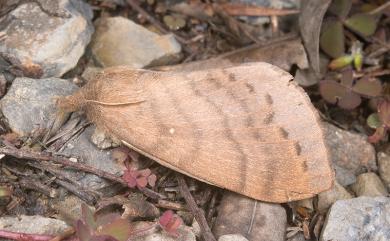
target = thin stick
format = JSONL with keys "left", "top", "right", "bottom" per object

{"left": 0, "top": 146, "right": 165, "bottom": 200}
{"left": 125, "top": 0, "right": 188, "bottom": 45}
{"left": 176, "top": 174, "right": 216, "bottom": 241}
{"left": 369, "top": 1, "right": 390, "bottom": 15}
{"left": 0, "top": 229, "right": 53, "bottom": 241}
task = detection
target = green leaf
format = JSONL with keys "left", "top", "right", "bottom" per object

{"left": 320, "top": 20, "right": 345, "bottom": 58}
{"left": 328, "top": 0, "right": 352, "bottom": 18}
{"left": 344, "top": 14, "right": 378, "bottom": 36}
{"left": 82, "top": 203, "right": 97, "bottom": 230}
{"left": 353, "top": 52, "right": 363, "bottom": 71}
{"left": 352, "top": 77, "right": 382, "bottom": 97}
{"left": 97, "top": 218, "right": 134, "bottom": 241}
{"left": 328, "top": 55, "right": 353, "bottom": 70}
{"left": 163, "top": 14, "right": 186, "bottom": 30}
{"left": 367, "top": 113, "right": 382, "bottom": 129}
{"left": 0, "top": 187, "right": 11, "bottom": 197}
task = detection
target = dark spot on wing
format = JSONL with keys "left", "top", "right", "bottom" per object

{"left": 266, "top": 94, "right": 273, "bottom": 105}
{"left": 302, "top": 161, "right": 308, "bottom": 172}
{"left": 263, "top": 112, "right": 274, "bottom": 124}
{"left": 253, "top": 131, "right": 262, "bottom": 140}
{"left": 228, "top": 73, "right": 237, "bottom": 82}
{"left": 295, "top": 142, "right": 302, "bottom": 155}
{"left": 245, "top": 83, "right": 255, "bottom": 93}
{"left": 280, "top": 128, "right": 289, "bottom": 138}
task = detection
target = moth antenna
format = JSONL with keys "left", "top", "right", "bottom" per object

{"left": 84, "top": 99, "right": 145, "bottom": 106}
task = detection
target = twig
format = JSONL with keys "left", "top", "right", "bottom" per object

{"left": 369, "top": 1, "right": 390, "bottom": 15}
{"left": 156, "top": 199, "right": 186, "bottom": 211}
{"left": 176, "top": 175, "right": 216, "bottom": 241}
{"left": 55, "top": 179, "right": 97, "bottom": 205}
{"left": 19, "top": 177, "right": 58, "bottom": 198}
{"left": 26, "top": 161, "right": 98, "bottom": 204}
{"left": 125, "top": 0, "right": 188, "bottom": 45}
{"left": 0, "top": 146, "right": 165, "bottom": 200}
{"left": 0, "top": 229, "right": 53, "bottom": 241}
{"left": 220, "top": 3, "right": 300, "bottom": 16}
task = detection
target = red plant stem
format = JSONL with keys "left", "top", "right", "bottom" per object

{"left": 0, "top": 229, "right": 53, "bottom": 241}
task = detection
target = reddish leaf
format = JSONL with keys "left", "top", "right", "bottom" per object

{"left": 139, "top": 169, "right": 151, "bottom": 177}
{"left": 123, "top": 170, "right": 137, "bottom": 188}
{"left": 337, "top": 90, "right": 361, "bottom": 110}
{"left": 368, "top": 126, "right": 387, "bottom": 143}
{"left": 159, "top": 210, "right": 182, "bottom": 236}
{"left": 123, "top": 169, "right": 156, "bottom": 189}
{"left": 319, "top": 80, "right": 347, "bottom": 104}
{"left": 319, "top": 80, "right": 361, "bottom": 109}
{"left": 76, "top": 220, "right": 92, "bottom": 241}
{"left": 352, "top": 77, "right": 382, "bottom": 97}
{"left": 378, "top": 99, "right": 390, "bottom": 127}
{"left": 136, "top": 176, "right": 148, "bottom": 188}
{"left": 148, "top": 174, "right": 157, "bottom": 187}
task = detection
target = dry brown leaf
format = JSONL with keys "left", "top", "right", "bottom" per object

{"left": 299, "top": 0, "right": 332, "bottom": 76}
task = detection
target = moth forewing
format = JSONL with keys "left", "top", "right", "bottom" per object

{"left": 59, "top": 62, "right": 334, "bottom": 203}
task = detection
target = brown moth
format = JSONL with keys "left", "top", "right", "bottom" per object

{"left": 58, "top": 62, "right": 334, "bottom": 203}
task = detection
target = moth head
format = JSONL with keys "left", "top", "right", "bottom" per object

{"left": 55, "top": 91, "right": 86, "bottom": 113}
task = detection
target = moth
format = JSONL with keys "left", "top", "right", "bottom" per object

{"left": 58, "top": 62, "right": 334, "bottom": 203}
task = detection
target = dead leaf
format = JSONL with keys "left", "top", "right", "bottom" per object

{"left": 299, "top": 0, "right": 332, "bottom": 76}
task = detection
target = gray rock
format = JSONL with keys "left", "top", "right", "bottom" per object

{"left": 323, "top": 122, "right": 377, "bottom": 186}
{"left": 50, "top": 195, "right": 85, "bottom": 222}
{"left": 0, "top": 77, "right": 78, "bottom": 135}
{"left": 218, "top": 234, "right": 249, "bottom": 241}
{"left": 317, "top": 180, "right": 353, "bottom": 213}
{"left": 132, "top": 221, "right": 196, "bottom": 241}
{"left": 90, "top": 127, "right": 120, "bottom": 149}
{"left": 378, "top": 152, "right": 390, "bottom": 191}
{"left": 90, "top": 17, "right": 182, "bottom": 68}
{"left": 0, "top": 0, "right": 94, "bottom": 78}
{"left": 351, "top": 172, "right": 388, "bottom": 197}
{"left": 60, "top": 126, "right": 123, "bottom": 190}
{"left": 191, "top": 220, "right": 201, "bottom": 238}
{"left": 0, "top": 215, "right": 69, "bottom": 235}
{"left": 213, "top": 192, "right": 286, "bottom": 241}
{"left": 320, "top": 196, "right": 390, "bottom": 241}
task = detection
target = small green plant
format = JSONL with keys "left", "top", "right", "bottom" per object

{"left": 367, "top": 98, "right": 390, "bottom": 143}
{"left": 319, "top": 69, "right": 382, "bottom": 109}
{"left": 320, "top": 0, "right": 380, "bottom": 70}
{"left": 75, "top": 204, "right": 183, "bottom": 241}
